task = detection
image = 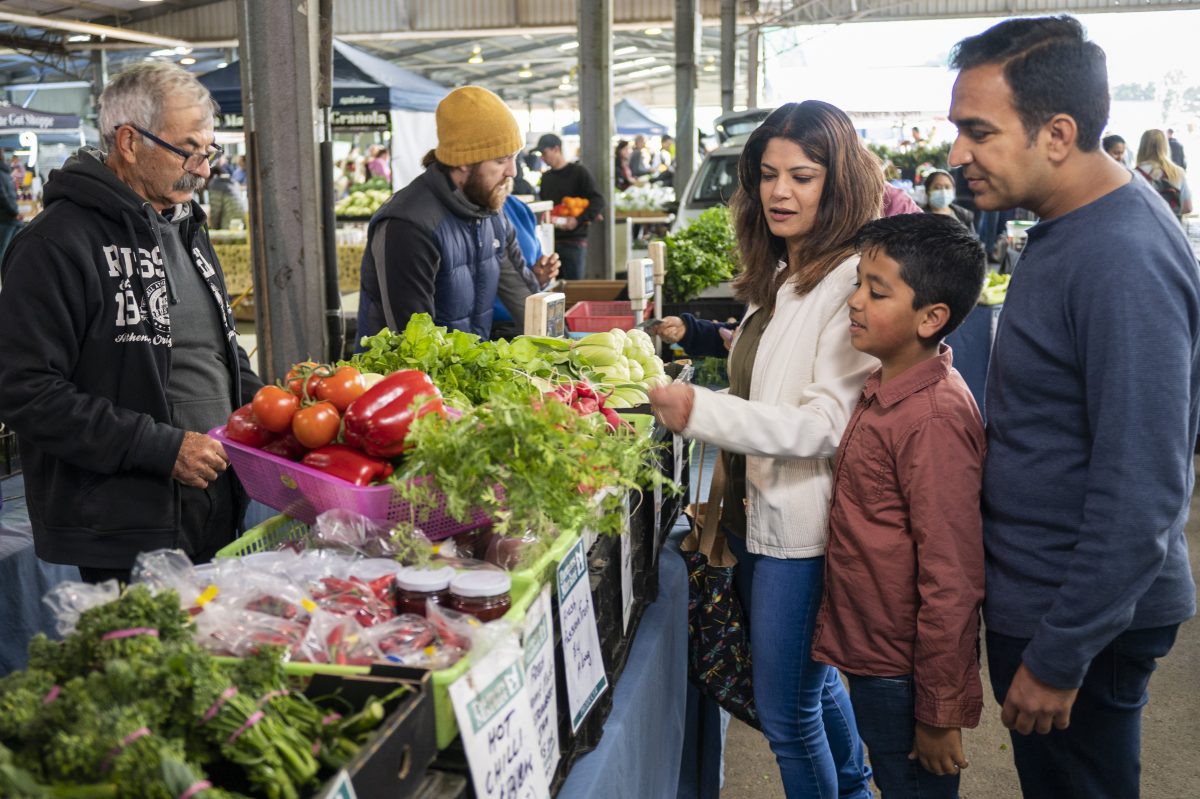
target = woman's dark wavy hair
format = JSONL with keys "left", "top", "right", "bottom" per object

{"left": 730, "top": 101, "right": 883, "bottom": 309}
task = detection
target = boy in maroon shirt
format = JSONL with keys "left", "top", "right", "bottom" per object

{"left": 811, "top": 213, "right": 987, "bottom": 798}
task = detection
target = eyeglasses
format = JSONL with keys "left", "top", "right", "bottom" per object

{"left": 116, "top": 124, "right": 223, "bottom": 169}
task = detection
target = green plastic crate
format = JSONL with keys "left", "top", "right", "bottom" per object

{"left": 216, "top": 514, "right": 574, "bottom": 748}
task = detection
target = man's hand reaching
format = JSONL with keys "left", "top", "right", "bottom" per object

{"left": 172, "top": 431, "right": 229, "bottom": 489}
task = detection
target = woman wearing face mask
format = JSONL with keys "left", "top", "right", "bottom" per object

{"left": 923, "top": 169, "right": 976, "bottom": 234}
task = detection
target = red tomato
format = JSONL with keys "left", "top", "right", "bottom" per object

{"left": 316, "top": 365, "right": 368, "bottom": 411}
{"left": 292, "top": 401, "right": 341, "bottom": 449}
{"left": 286, "top": 361, "right": 324, "bottom": 398}
{"left": 261, "top": 433, "right": 308, "bottom": 461}
{"left": 251, "top": 385, "right": 300, "bottom": 433}
{"left": 225, "top": 403, "right": 278, "bottom": 448}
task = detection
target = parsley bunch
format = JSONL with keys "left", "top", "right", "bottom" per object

{"left": 392, "top": 384, "right": 677, "bottom": 550}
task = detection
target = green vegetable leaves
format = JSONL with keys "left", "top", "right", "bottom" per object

{"left": 664, "top": 206, "right": 739, "bottom": 303}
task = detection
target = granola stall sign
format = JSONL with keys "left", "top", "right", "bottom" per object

{"left": 556, "top": 537, "right": 608, "bottom": 733}
{"left": 450, "top": 638, "right": 550, "bottom": 799}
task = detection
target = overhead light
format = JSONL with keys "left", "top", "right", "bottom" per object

{"left": 471, "top": 45, "right": 481, "bottom": 54}
{"left": 703, "top": 64, "right": 715, "bottom": 72}
{"left": 468, "top": 54, "right": 483, "bottom": 64}
{"left": 614, "top": 45, "right": 638, "bottom": 56}
{"left": 558, "top": 41, "right": 579, "bottom": 51}
{"left": 518, "top": 64, "right": 533, "bottom": 78}
{"left": 180, "top": 57, "right": 196, "bottom": 65}
{"left": 0, "top": 10, "right": 191, "bottom": 48}
{"left": 139, "top": 1, "right": 163, "bottom": 3}
{"left": 615, "top": 56, "right": 657, "bottom": 70}
{"left": 627, "top": 64, "right": 673, "bottom": 79}
{"left": 150, "top": 48, "right": 176, "bottom": 56}
{"left": 558, "top": 83, "right": 573, "bottom": 91}
{"left": 174, "top": 46, "right": 192, "bottom": 55}
{"left": 67, "top": 34, "right": 91, "bottom": 43}
{"left": 644, "top": 27, "right": 662, "bottom": 36}
{"left": 217, "top": 61, "right": 228, "bottom": 69}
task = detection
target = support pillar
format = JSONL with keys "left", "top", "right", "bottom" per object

{"left": 747, "top": 27, "right": 760, "bottom": 109}
{"left": 720, "top": 0, "right": 736, "bottom": 114}
{"left": 578, "top": 0, "right": 613, "bottom": 279}
{"left": 675, "top": 0, "right": 700, "bottom": 198}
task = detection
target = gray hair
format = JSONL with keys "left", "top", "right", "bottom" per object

{"left": 99, "top": 62, "right": 217, "bottom": 152}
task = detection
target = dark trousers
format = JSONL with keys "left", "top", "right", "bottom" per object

{"left": 986, "top": 625, "right": 1180, "bottom": 799}
{"left": 556, "top": 241, "right": 587, "bottom": 281}
{"left": 845, "top": 674, "right": 960, "bottom": 799}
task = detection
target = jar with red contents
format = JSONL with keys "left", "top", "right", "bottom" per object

{"left": 447, "top": 571, "right": 513, "bottom": 622}
{"left": 394, "top": 566, "right": 456, "bottom": 618}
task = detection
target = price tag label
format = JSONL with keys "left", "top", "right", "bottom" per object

{"left": 556, "top": 537, "right": 608, "bottom": 732}
{"left": 621, "top": 504, "right": 633, "bottom": 633}
{"left": 450, "top": 640, "right": 550, "bottom": 799}
{"left": 521, "top": 586, "right": 560, "bottom": 783}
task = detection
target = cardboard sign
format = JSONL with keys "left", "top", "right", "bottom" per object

{"left": 449, "top": 640, "right": 550, "bottom": 799}
{"left": 522, "top": 586, "right": 560, "bottom": 783}
{"left": 556, "top": 537, "right": 608, "bottom": 732}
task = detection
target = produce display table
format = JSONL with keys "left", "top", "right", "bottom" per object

{"left": 556, "top": 530, "right": 688, "bottom": 798}
{"left": 0, "top": 474, "right": 80, "bottom": 675}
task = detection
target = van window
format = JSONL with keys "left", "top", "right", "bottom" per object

{"left": 687, "top": 154, "right": 739, "bottom": 208}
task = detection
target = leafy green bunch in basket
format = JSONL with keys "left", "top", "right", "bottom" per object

{"left": 663, "top": 206, "right": 739, "bottom": 303}
{"left": 347, "top": 313, "right": 539, "bottom": 408}
{"left": 392, "top": 382, "right": 678, "bottom": 551}
{"left": 0, "top": 585, "right": 404, "bottom": 799}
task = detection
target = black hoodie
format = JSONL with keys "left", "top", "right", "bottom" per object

{"left": 0, "top": 147, "right": 262, "bottom": 568}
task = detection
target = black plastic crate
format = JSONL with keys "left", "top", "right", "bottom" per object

{"left": 308, "top": 669, "right": 437, "bottom": 799}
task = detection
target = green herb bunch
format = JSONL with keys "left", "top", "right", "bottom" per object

{"left": 663, "top": 206, "right": 739, "bottom": 303}
{"left": 347, "top": 313, "right": 538, "bottom": 408}
{"left": 0, "top": 587, "right": 402, "bottom": 798}
{"left": 392, "top": 383, "right": 677, "bottom": 551}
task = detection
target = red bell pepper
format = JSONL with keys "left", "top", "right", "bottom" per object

{"left": 302, "top": 444, "right": 394, "bottom": 486}
{"left": 342, "top": 369, "right": 445, "bottom": 458}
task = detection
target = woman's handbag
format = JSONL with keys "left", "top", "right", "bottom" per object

{"left": 679, "top": 443, "right": 759, "bottom": 729}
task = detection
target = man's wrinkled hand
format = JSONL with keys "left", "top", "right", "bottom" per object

{"left": 1001, "top": 663, "right": 1079, "bottom": 735}
{"left": 533, "top": 253, "right": 561, "bottom": 286}
{"left": 172, "top": 431, "right": 229, "bottom": 489}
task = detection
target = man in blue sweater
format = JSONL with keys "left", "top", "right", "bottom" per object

{"left": 948, "top": 16, "right": 1198, "bottom": 798}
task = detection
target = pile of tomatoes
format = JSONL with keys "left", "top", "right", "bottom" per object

{"left": 226, "top": 362, "right": 374, "bottom": 458}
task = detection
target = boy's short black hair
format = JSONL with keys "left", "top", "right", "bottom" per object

{"left": 1102, "top": 134, "right": 1125, "bottom": 153}
{"left": 855, "top": 213, "right": 986, "bottom": 345}
{"left": 950, "top": 15, "right": 1108, "bottom": 152}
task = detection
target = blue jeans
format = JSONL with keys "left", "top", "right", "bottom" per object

{"left": 555, "top": 241, "right": 587, "bottom": 281}
{"left": 726, "top": 531, "right": 872, "bottom": 799}
{"left": 986, "top": 625, "right": 1180, "bottom": 799}
{"left": 845, "top": 674, "right": 959, "bottom": 799}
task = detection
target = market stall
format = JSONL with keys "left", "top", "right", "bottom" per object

{"left": 0, "top": 104, "right": 94, "bottom": 217}
{"left": 0, "top": 314, "right": 693, "bottom": 798}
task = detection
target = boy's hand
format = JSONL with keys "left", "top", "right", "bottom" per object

{"left": 909, "top": 722, "right": 968, "bottom": 777}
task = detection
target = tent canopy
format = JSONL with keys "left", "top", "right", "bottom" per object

{"left": 0, "top": 103, "right": 81, "bottom": 134}
{"left": 199, "top": 40, "right": 449, "bottom": 115}
{"left": 562, "top": 98, "right": 669, "bottom": 137}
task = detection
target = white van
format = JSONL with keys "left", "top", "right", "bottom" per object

{"left": 672, "top": 109, "right": 772, "bottom": 233}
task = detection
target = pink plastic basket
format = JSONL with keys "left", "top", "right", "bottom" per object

{"left": 564, "top": 300, "right": 654, "bottom": 333}
{"left": 209, "top": 426, "right": 491, "bottom": 539}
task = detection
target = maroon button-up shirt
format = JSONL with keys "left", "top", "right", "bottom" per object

{"left": 811, "top": 346, "right": 985, "bottom": 728}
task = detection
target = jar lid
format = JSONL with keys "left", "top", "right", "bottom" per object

{"left": 395, "top": 565, "right": 456, "bottom": 592}
{"left": 450, "top": 569, "right": 512, "bottom": 598}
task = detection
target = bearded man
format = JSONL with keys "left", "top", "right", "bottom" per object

{"left": 356, "top": 86, "right": 559, "bottom": 341}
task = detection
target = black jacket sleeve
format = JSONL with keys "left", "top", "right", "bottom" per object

{"left": 496, "top": 219, "right": 540, "bottom": 327}
{"left": 576, "top": 167, "right": 606, "bottom": 225}
{"left": 0, "top": 171, "right": 19, "bottom": 219}
{"left": 677, "top": 313, "right": 737, "bottom": 359}
{"left": 0, "top": 232, "right": 184, "bottom": 477}
{"left": 371, "top": 217, "right": 441, "bottom": 332}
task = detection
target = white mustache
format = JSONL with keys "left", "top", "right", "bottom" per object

{"left": 174, "top": 173, "right": 206, "bottom": 193}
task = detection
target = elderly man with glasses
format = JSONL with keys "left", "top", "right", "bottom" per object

{"left": 0, "top": 62, "right": 262, "bottom": 585}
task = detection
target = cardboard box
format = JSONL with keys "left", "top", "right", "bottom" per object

{"left": 562, "top": 280, "right": 627, "bottom": 306}
{"left": 309, "top": 669, "right": 437, "bottom": 799}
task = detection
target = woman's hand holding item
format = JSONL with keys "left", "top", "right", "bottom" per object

{"left": 649, "top": 383, "right": 695, "bottom": 433}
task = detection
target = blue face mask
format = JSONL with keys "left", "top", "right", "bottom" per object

{"left": 929, "top": 188, "right": 955, "bottom": 210}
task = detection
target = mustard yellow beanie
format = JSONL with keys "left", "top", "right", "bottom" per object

{"left": 434, "top": 86, "right": 522, "bottom": 167}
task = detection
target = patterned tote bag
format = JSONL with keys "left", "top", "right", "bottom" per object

{"left": 679, "top": 443, "right": 759, "bottom": 729}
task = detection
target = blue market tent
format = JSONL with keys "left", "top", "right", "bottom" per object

{"left": 198, "top": 40, "right": 449, "bottom": 115}
{"left": 562, "top": 98, "right": 670, "bottom": 136}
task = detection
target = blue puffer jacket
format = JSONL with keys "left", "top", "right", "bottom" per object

{"left": 358, "top": 165, "right": 516, "bottom": 341}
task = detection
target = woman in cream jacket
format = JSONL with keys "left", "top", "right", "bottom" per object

{"left": 651, "top": 101, "right": 880, "bottom": 798}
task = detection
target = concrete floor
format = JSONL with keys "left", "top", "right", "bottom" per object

{"left": 719, "top": 462, "right": 1200, "bottom": 799}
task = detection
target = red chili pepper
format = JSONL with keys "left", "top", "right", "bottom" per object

{"left": 302, "top": 444, "right": 395, "bottom": 486}
{"left": 342, "top": 370, "right": 446, "bottom": 458}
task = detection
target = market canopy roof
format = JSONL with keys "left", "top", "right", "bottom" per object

{"left": 562, "top": 99, "right": 670, "bottom": 137}
{"left": 198, "top": 39, "right": 450, "bottom": 116}
{"left": 0, "top": 103, "right": 81, "bottom": 133}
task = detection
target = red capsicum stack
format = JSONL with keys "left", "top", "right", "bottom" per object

{"left": 301, "top": 445, "right": 394, "bottom": 487}
{"left": 342, "top": 369, "right": 446, "bottom": 458}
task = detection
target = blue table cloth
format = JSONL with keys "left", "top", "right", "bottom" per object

{"left": 0, "top": 474, "right": 80, "bottom": 675}
{"left": 557, "top": 526, "right": 690, "bottom": 798}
